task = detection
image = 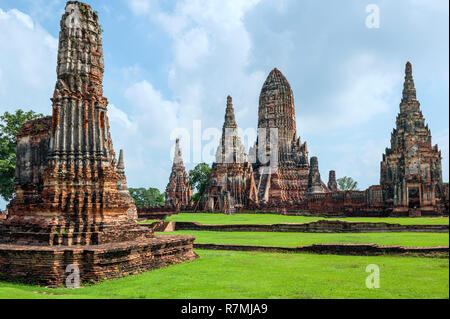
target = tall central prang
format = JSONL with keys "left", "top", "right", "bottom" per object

{"left": 251, "top": 68, "right": 315, "bottom": 204}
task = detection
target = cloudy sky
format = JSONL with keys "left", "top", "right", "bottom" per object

{"left": 0, "top": 0, "right": 448, "bottom": 208}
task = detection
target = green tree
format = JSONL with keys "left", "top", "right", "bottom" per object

{"left": 189, "top": 163, "right": 211, "bottom": 203}
{"left": 0, "top": 110, "right": 44, "bottom": 201}
{"left": 337, "top": 176, "right": 358, "bottom": 191}
{"left": 128, "top": 187, "right": 165, "bottom": 208}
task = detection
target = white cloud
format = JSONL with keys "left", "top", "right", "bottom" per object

{"left": 7, "top": 8, "right": 34, "bottom": 29}
{"left": 114, "top": 0, "right": 266, "bottom": 189}
{"left": 157, "top": 0, "right": 264, "bottom": 129}
{"left": 0, "top": 8, "right": 57, "bottom": 114}
{"left": 108, "top": 104, "right": 135, "bottom": 132}
{"left": 123, "top": 0, "right": 265, "bottom": 162}
{"left": 173, "top": 27, "right": 210, "bottom": 70}
{"left": 129, "top": 0, "right": 159, "bottom": 16}
{"left": 298, "top": 53, "right": 401, "bottom": 133}
{"left": 124, "top": 80, "right": 179, "bottom": 142}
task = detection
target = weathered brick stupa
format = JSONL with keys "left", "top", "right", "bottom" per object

{"left": 380, "top": 61, "right": 444, "bottom": 215}
{"left": 327, "top": 170, "right": 338, "bottom": 192}
{"left": 250, "top": 68, "right": 319, "bottom": 204}
{"left": 0, "top": 1, "right": 196, "bottom": 287}
{"left": 201, "top": 96, "right": 258, "bottom": 213}
{"left": 165, "top": 138, "right": 193, "bottom": 209}
{"left": 307, "top": 157, "right": 328, "bottom": 194}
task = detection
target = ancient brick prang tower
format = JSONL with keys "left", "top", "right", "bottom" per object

{"left": 380, "top": 62, "right": 443, "bottom": 214}
{"left": 251, "top": 68, "right": 313, "bottom": 204}
{"left": 0, "top": 1, "right": 197, "bottom": 286}
{"left": 165, "top": 139, "right": 193, "bottom": 209}
{"left": 5, "top": 1, "right": 137, "bottom": 241}
{"left": 328, "top": 170, "right": 338, "bottom": 192}
{"left": 307, "top": 157, "right": 327, "bottom": 194}
{"left": 201, "top": 96, "right": 258, "bottom": 213}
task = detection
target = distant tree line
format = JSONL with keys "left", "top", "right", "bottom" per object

{"left": 128, "top": 187, "right": 165, "bottom": 208}
{"left": 0, "top": 109, "right": 44, "bottom": 201}
{"left": 189, "top": 163, "right": 211, "bottom": 203}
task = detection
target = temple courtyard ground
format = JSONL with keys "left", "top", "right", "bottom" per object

{"left": 158, "top": 231, "right": 449, "bottom": 247}
{"left": 148, "top": 213, "right": 450, "bottom": 225}
{"left": 0, "top": 250, "right": 448, "bottom": 299}
{"left": 0, "top": 213, "right": 448, "bottom": 299}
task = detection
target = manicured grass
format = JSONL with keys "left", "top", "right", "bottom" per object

{"left": 0, "top": 250, "right": 447, "bottom": 299}
{"left": 153, "top": 213, "right": 450, "bottom": 225}
{"left": 158, "top": 231, "right": 449, "bottom": 247}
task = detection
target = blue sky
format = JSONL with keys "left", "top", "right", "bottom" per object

{"left": 0, "top": 0, "right": 448, "bottom": 208}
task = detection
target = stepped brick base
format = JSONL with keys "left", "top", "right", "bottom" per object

{"left": 137, "top": 207, "right": 179, "bottom": 220}
{"left": 0, "top": 235, "right": 197, "bottom": 287}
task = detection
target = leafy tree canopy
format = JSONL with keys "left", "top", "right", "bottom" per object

{"left": 189, "top": 163, "right": 211, "bottom": 202}
{"left": 128, "top": 187, "right": 165, "bottom": 208}
{"left": 337, "top": 176, "right": 358, "bottom": 191}
{"left": 0, "top": 110, "right": 44, "bottom": 201}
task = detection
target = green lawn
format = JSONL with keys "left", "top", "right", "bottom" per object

{"left": 152, "top": 213, "right": 450, "bottom": 225}
{"left": 0, "top": 250, "right": 447, "bottom": 299}
{"left": 158, "top": 231, "right": 450, "bottom": 247}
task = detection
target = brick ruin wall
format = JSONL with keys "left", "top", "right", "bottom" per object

{"left": 168, "top": 220, "right": 449, "bottom": 233}
{"left": 0, "top": 235, "right": 196, "bottom": 287}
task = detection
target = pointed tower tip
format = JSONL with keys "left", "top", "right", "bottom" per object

{"left": 223, "top": 95, "right": 237, "bottom": 129}
{"left": 267, "top": 67, "right": 289, "bottom": 81}
{"left": 66, "top": 1, "right": 92, "bottom": 11}
{"left": 402, "top": 61, "right": 416, "bottom": 103}
{"left": 263, "top": 67, "right": 291, "bottom": 93}
{"left": 405, "top": 61, "right": 412, "bottom": 73}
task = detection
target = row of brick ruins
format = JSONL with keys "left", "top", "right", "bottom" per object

{"left": 162, "top": 64, "right": 448, "bottom": 217}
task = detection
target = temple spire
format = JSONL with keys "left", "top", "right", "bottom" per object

{"left": 216, "top": 96, "right": 246, "bottom": 164}
{"left": 166, "top": 138, "right": 192, "bottom": 208}
{"left": 402, "top": 61, "right": 417, "bottom": 103}
{"left": 224, "top": 95, "right": 238, "bottom": 129}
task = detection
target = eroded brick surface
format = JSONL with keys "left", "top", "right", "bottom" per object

{"left": 200, "top": 96, "right": 258, "bottom": 213}
{"left": 165, "top": 139, "right": 193, "bottom": 210}
{"left": 380, "top": 62, "right": 444, "bottom": 215}
{"left": 251, "top": 68, "right": 312, "bottom": 204}
{"left": 0, "top": 1, "right": 197, "bottom": 287}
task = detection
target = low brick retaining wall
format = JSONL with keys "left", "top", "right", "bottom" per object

{"left": 194, "top": 243, "right": 449, "bottom": 257}
{"left": 0, "top": 235, "right": 197, "bottom": 287}
{"left": 137, "top": 210, "right": 178, "bottom": 220}
{"left": 167, "top": 220, "right": 449, "bottom": 233}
